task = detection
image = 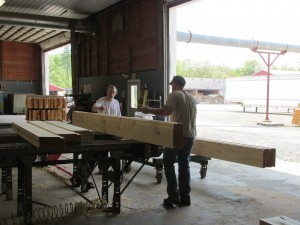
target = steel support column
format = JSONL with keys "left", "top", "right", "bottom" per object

{"left": 252, "top": 49, "right": 286, "bottom": 122}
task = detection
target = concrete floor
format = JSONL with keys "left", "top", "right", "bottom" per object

{"left": 2, "top": 159, "right": 300, "bottom": 225}
{"left": 1, "top": 105, "right": 300, "bottom": 224}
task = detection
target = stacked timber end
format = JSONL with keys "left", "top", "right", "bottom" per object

{"left": 26, "top": 95, "right": 66, "bottom": 121}
{"left": 72, "top": 111, "right": 184, "bottom": 148}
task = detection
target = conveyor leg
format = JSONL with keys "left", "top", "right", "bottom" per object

{"left": 19, "top": 155, "right": 35, "bottom": 225}
{"left": 80, "top": 154, "right": 89, "bottom": 193}
{"left": 70, "top": 153, "right": 80, "bottom": 187}
{"left": 6, "top": 167, "right": 12, "bottom": 200}
{"left": 1, "top": 158, "right": 13, "bottom": 200}
{"left": 102, "top": 160, "right": 109, "bottom": 204}
{"left": 1, "top": 168, "right": 7, "bottom": 195}
{"left": 112, "top": 158, "right": 121, "bottom": 213}
{"left": 18, "top": 164, "right": 25, "bottom": 216}
{"left": 1, "top": 168, "right": 6, "bottom": 194}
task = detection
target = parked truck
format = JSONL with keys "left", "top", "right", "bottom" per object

{"left": 225, "top": 74, "right": 300, "bottom": 112}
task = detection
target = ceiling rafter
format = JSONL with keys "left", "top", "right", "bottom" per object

{"left": 32, "top": 30, "right": 60, "bottom": 43}
{"left": 0, "top": 0, "right": 120, "bottom": 48}
{"left": 0, "top": 26, "right": 18, "bottom": 40}
{"left": 6, "top": 27, "right": 27, "bottom": 40}
{"left": 18, "top": 28, "right": 40, "bottom": 42}
{"left": 21, "top": 29, "right": 45, "bottom": 42}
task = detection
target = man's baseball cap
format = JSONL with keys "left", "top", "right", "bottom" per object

{"left": 169, "top": 75, "right": 186, "bottom": 87}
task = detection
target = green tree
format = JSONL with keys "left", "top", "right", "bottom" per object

{"left": 176, "top": 58, "right": 267, "bottom": 78}
{"left": 176, "top": 59, "right": 233, "bottom": 78}
{"left": 239, "top": 60, "right": 263, "bottom": 76}
{"left": 49, "top": 46, "right": 72, "bottom": 89}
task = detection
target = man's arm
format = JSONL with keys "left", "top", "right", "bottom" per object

{"left": 92, "top": 103, "right": 98, "bottom": 112}
{"left": 92, "top": 100, "right": 105, "bottom": 112}
{"left": 140, "top": 106, "right": 173, "bottom": 116}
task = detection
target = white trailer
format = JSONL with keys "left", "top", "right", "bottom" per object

{"left": 225, "top": 75, "right": 300, "bottom": 112}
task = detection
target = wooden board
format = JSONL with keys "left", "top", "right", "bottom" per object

{"left": 192, "top": 138, "right": 276, "bottom": 168}
{"left": 72, "top": 111, "right": 183, "bottom": 148}
{"left": 28, "top": 121, "right": 81, "bottom": 144}
{"left": 45, "top": 121, "right": 94, "bottom": 141}
{"left": 12, "top": 122, "right": 65, "bottom": 150}
{"left": 260, "top": 216, "right": 300, "bottom": 225}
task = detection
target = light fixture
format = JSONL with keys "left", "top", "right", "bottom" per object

{"left": 0, "top": 0, "right": 5, "bottom": 7}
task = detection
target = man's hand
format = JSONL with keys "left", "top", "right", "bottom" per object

{"left": 94, "top": 106, "right": 105, "bottom": 113}
{"left": 98, "top": 106, "right": 105, "bottom": 111}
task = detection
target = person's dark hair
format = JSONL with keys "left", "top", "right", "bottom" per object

{"left": 169, "top": 75, "right": 186, "bottom": 87}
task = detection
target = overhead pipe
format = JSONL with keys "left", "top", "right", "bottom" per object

{"left": 0, "top": 12, "right": 93, "bottom": 34}
{"left": 177, "top": 30, "right": 300, "bottom": 53}
{"left": 176, "top": 30, "right": 300, "bottom": 122}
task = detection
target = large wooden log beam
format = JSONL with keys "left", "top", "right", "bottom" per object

{"left": 28, "top": 121, "right": 81, "bottom": 144}
{"left": 192, "top": 138, "right": 276, "bottom": 168}
{"left": 45, "top": 121, "right": 93, "bottom": 141}
{"left": 12, "top": 122, "right": 65, "bottom": 150}
{"left": 72, "top": 111, "right": 183, "bottom": 148}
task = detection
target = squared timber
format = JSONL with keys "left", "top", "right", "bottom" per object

{"left": 45, "top": 121, "right": 93, "bottom": 141}
{"left": 28, "top": 121, "right": 81, "bottom": 144}
{"left": 12, "top": 122, "right": 65, "bottom": 150}
{"left": 72, "top": 111, "right": 183, "bottom": 148}
{"left": 192, "top": 138, "right": 276, "bottom": 168}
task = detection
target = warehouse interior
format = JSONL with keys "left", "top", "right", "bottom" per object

{"left": 1, "top": 0, "right": 300, "bottom": 225}
{"left": 0, "top": 0, "right": 174, "bottom": 116}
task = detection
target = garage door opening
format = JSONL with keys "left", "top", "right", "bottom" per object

{"left": 44, "top": 44, "right": 72, "bottom": 97}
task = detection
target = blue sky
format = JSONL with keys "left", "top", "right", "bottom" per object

{"left": 176, "top": 0, "right": 300, "bottom": 68}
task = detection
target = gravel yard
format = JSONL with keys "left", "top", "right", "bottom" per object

{"left": 196, "top": 104, "right": 300, "bottom": 163}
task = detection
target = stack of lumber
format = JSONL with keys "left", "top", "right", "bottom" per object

{"left": 12, "top": 121, "right": 91, "bottom": 150}
{"left": 192, "top": 138, "right": 276, "bottom": 168}
{"left": 25, "top": 95, "right": 66, "bottom": 121}
{"left": 292, "top": 104, "right": 300, "bottom": 125}
{"left": 72, "top": 111, "right": 183, "bottom": 148}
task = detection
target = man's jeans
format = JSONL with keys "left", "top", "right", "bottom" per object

{"left": 163, "top": 137, "right": 195, "bottom": 200}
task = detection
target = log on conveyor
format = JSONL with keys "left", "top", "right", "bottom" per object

{"left": 192, "top": 138, "right": 276, "bottom": 168}
{"left": 12, "top": 122, "right": 65, "bottom": 150}
{"left": 72, "top": 111, "right": 183, "bottom": 148}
